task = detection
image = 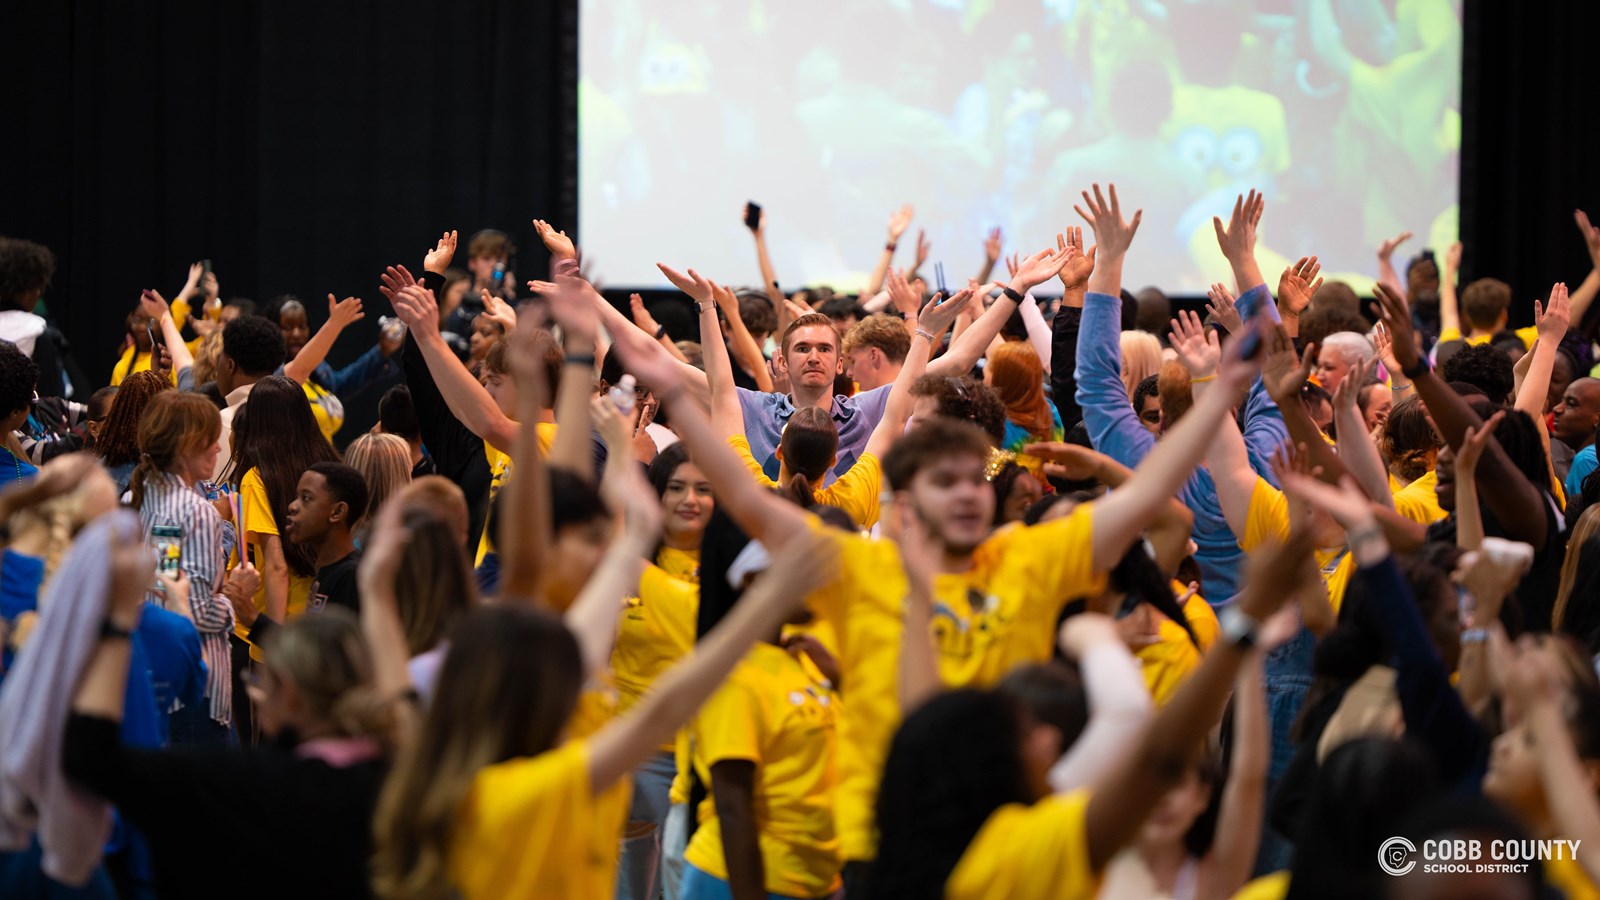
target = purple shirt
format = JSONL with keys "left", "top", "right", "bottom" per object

{"left": 737, "top": 385, "right": 892, "bottom": 486}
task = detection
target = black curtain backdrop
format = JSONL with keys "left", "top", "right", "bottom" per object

{"left": 0, "top": 0, "right": 576, "bottom": 436}
{"left": 4, "top": 0, "right": 1598, "bottom": 394}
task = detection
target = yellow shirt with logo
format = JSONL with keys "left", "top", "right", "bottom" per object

{"left": 808, "top": 505, "right": 1107, "bottom": 861}
{"left": 1241, "top": 477, "right": 1353, "bottom": 613}
{"left": 685, "top": 642, "right": 841, "bottom": 898}
{"left": 945, "top": 789, "right": 1099, "bottom": 900}
{"left": 730, "top": 435, "right": 883, "bottom": 529}
{"left": 475, "top": 423, "right": 557, "bottom": 566}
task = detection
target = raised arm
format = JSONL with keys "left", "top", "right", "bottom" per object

{"left": 865, "top": 205, "right": 914, "bottom": 298}
{"left": 1375, "top": 231, "right": 1412, "bottom": 300}
{"left": 1505, "top": 644, "right": 1600, "bottom": 888}
{"left": 564, "top": 403, "right": 660, "bottom": 677}
{"left": 1048, "top": 229, "right": 1095, "bottom": 432}
{"left": 586, "top": 529, "right": 835, "bottom": 792}
{"left": 1047, "top": 614, "right": 1152, "bottom": 791}
{"left": 1199, "top": 638, "right": 1273, "bottom": 900}
{"left": 357, "top": 498, "right": 423, "bottom": 742}
{"left": 1374, "top": 283, "right": 1548, "bottom": 547}
{"left": 284, "top": 294, "right": 367, "bottom": 386}
{"left": 627, "top": 293, "right": 690, "bottom": 364}
{"left": 1439, "top": 241, "right": 1463, "bottom": 339}
{"left": 712, "top": 281, "right": 774, "bottom": 392}
{"left": 140, "top": 290, "right": 194, "bottom": 377}
{"left": 746, "top": 206, "right": 793, "bottom": 336}
{"left": 545, "top": 271, "right": 604, "bottom": 478}
{"left": 1171, "top": 310, "right": 1259, "bottom": 538}
{"left": 894, "top": 505, "right": 942, "bottom": 713}
{"left": 1214, "top": 189, "right": 1267, "bottom": 294}
{"left": 975, "top": 227, "right": 1002, "bottom": 285}
{"left": 1021, "top": 441, "right": 1192, "bottom": 574}
{"left": 866, "top": 274, "right": 971, "bottom": 460}
{"left": 1085, "top": 529, "right": 1315, "bottom": 870}
{"left": 1452, "top": 413, "right": 1503, "bottom": 552}
{"left": 1515, "top": 283, "right": 1569, "bottom": 420}
{"left": 1331, "top": 358, "right": 1397, "bottom": 508}
{"left": 1088, "top": 327, "right": 1262, "bottom": 571}
{"left": 391, "top": 283, "right": 519, "bottom": 451}
{"left": 496, "top": 306, "right": 554, "bottom": 602}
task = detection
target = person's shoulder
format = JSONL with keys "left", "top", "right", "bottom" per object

{"left": 138, "top": 605, "right": 201, "bottom": 645}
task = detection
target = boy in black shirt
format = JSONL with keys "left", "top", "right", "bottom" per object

{"left": 285, "top": 462, "right": 367, "bottom": 616}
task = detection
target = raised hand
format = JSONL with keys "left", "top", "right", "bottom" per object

{"left": 179, "top": 263, "right": 204, "bottom": 302}
{"left": 657, "top": 262, "right": 714, "bottom": 304}
{"left": 1372, "top": 322, "right": 1402, "bottom": 376}
{"left": 1455, "top": 410, "right": 1505, "bottom": 488}
{"left": 743, "top": 204, "right": 766, "bottom": 237}
{"left": 1018, "top": 441, "right": 1106, "bottom": 481}
{"left": 533, "top": 219, "right": 577, "bottom": 262}
{"left": 1445, "top": 241, "right": 1463, "bottom": 274}
{"left": 1008, "top": 246, "right": 1071, "bottom": 293}
{"left": 887, "top": 204, "right": 914, "bottom": 242}
{"left": 1074, "top": 182, "right": 1142, "bottom": 258}
{"left": 1575, "top": 210, "right": 1600, "bottom": 270}
{"left": 1212, "top": 189, "right": 1265, "bottom": 266}
{"left": 913, "top": 229, "right": 931, "bottom": 271}
{"left": 391, "top": 284, "right": 440, "bottom": 338}
{"left": 1004, "top": 252, "right": 1021, "bottom": 281}
{"left": 328, "top": 294, "right": 366, "bottom": 330}
{"left": 710, "top": 280, "right": 741, "bottom": 317}
{"left": 1370, "top": 283, "right": 1421, "bottom": 371}
{"left": 1279, "top": 472, "right": 1377, "bottom": 532}
{"left": 481, "top": 290, "right": 518, "bottom": 336}
{"left": 1534, "top": 282, "right": 1571, "bottom": 341}
{"left": 1377, "top": 230, "right": 1413, "bottom": 262}
{"left": 1331, "top": 357, "right": 1371, "bottom": 414}
{"left": 885, "top": 268, "right": 922, "bottom": 319}
{"left": 1263, "top": 324, "right": 1314, "bottom": 405}
{"left": 916, "top": 287, "right": 974, "bottom": 336}
{"left": 606, "top": 312, "right": 686, "bottom": 396}
{"left": 138, "top": 289, "right": 170, "bottom": 322}
{"left": 423, "top": 230, "right": 458, "bottom": 275}
{"left": 377, "top": 265, "right": 419, "bottom": 311}
{"left": 1205, "top": 282, "right": 1242, "bottom": 334}
{"left": 1277, "top": 255, "right": 1323, "bottom": 318}
{"left": 545, "top": 273, "right": 600, "bottom": 345}
{"left": 1056, "top": 227, "right": 1096, "bottom": 292}
{"left": 983, "top": 227, "right": 1002, "bottom": 264}
{"left": 629, "top": 293, "right": 662, "bottom": 335}
{"left": 1169, "top": 308, "right": 1221, "bottom": 379}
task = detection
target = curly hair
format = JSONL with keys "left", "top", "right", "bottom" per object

{"left": 909, "top": 375, "right": 1007, "bottom": 445}
{"left": 221, "top": 315, "right": 287, "bottom": 378}
{"left": 96, "top": 370, "right": 172, "bottom": 468}
{"left": 1442, "top": 343, "right": 1515, "bottom": 406}
{"left": 0, "top": 340, "right": 38, "bottom": 418}
{"left": 0, "top": 238, "right": 55, "bottom": 310}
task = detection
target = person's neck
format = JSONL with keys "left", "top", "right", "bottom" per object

{"left": 662, "top": 532, "right": 699, "bottom": 553}
{"left": 938, "top": 545, "right": 975, "bottom": 575}
{"left": 1136, "top": 838, "right": 1191, "bottom": 889}
{"left": 231, "top": 373, "right": 265, "bottom": 394}
{"left": 315, "top": 531, "right": 357, "bottom": 569}
{"left": 862, "top": 363, "right": 902, "bottom": 393}
{"left": 789, "top": 383, "right": 832, "bottom": 410}
{"left": 407, "top": 439, "right": 424, "bottom": 467}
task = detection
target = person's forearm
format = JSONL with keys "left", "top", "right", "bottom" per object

{"left": 899, "top": 589, "right": 940, "bottom": 713}
{"left": 1456, "top": 472, "right": 1484, "bottom": 551}
{"left": 1018, "top": 293, "right": 1053, "bottom": 375}
{"left": 262, "top": 540, "right": 290, "bottom": 623}
{"left": 700, "top": 303, "right": 747, "bottom": 438}
{"left": 865, "top": 245, "right": 896, "bottom": 298}
{"left": 1228, "top": 252, "right": 1265, "bottom": 296}
{"left": 1528, "top": 698, "right": 1600, "bottom": 886}
{"left": 1377, "top": 257, "right": 1405, "bottom": 301}
{"left": 1515, "top": 337, "right": 1559, "bottom": 419}
{"left": 565, "top": 536, "right": 650, "bottom": 677}
{"left": 415, "top": 330, "right": 518, "bottom": 451}
{"left": 71, "top": 631, "right": 135, "bottom": 722}
{"left": 1455, "top": 635, "right": 1494, "bottom": 725}
{"left": 1282, "top": 394, "right": 1350, "bottom": 486}
{"left": 1206, "top": 658, "right": 1268, "bottom": 900}
{"left": 659, "top": 387, "right": 806, "bottom": 546}
{"left": 723, "top": 306, "right": 773, "bottom": 392}
{"left": 284, "top": 319, "right": 346, "bottom": 386}
{"left": 591, "top": 289, "right": 709, "bottom": 393}
{"left": 1074, "top": 292, "right": 1154, "bottom": 464}
{"left": 1086, "top": 248, "right": 1125, "bottom": 299}
{"left": 1201, "top": 412, "right": 1261, "bottom": 540}
{"left": 1335, "top": 406, "right": 1396, "bottom": 509}
{"left": 501, "top": 368, "right": 553, "bottom": 601}
{"left": 721, "top": 798, "right": 767, "bottom": 900}
{"left": 865, "top": 332, "right": 934, "bottom": 459}
{"left": 1440, "top": 267, "right": 1462, "bottom": 337}
{"left": 928, "top": 295, "right": 1018, "bottom": 376}
{"left": 158, "top": 313, "right": 194, "bottom": 374}
{"left": 1148, "top": 499, "right": 1196, "bottom": 575}
{"left": 754, "top": 234, "right": 792, "bottom": 336}
{"left": 1570, "top": 268, "right": 1600, "bottom": 326}
{"left": 1050, "top": 307, "right": 1084, "bottom": 431}
{"left": 549, "top": 341, "right": 597, "bottom": 477}
{"left": 1049, "top": 641, "right": 1151, "bottom": 791}
{"left": 1414, "top": 371, "right": 1546, "bottom": 544}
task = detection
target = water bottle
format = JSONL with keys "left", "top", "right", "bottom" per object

{"left": 379, "top": 315, "right": 407, "bottom": 343}
{"left": 492, "top": 261, "right": 506, "bottom": 288}
{"left": 609, "top": 374, "right": 637, "bottom": 417}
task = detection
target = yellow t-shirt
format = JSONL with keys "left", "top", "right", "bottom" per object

{"left": 1391, "top": 469, "right": 1446, "bottom": 526}
{"left": 685, "top": 642, "right": 841, "bottom": 898}
{"left": 236, "top": 467, "right": 314, "bottom": 649}
{"left": 1231, "top": 870, "right": 1290, "bottom": 900}
{"left": 448, "top": 740, "right": 624, "bottom": 899}
{"left": 1438, "top": 324, "right": 1538, "bottom": 350}
{"left": 1241, "top": 477, "right": 1353, "bottom": 613}
{"left": 1135, "top": 584, "right": 1219, "bottom": 707}
{"left": 302, "top": 380, "right": 345, "bottom": 443}
{"left": 945, "top": 790, "right": 1099, "bottom": 900}
{"left": 809, "top": 506, "right": 1107, "bottom": 861}
{"left": 1544, "top": 854, "right": 1600, "bottom": 900}
{"left": 655, "top": 546, "right": 700, "bottom": 584}
{"left": 475, "top": 423, "right": 558, "bottom": 567}
{"left": 109, "top": 348, "right": 180, "bottom": 388}
{"left": 730, "top": 435, "right": 883, "bottom": 529}
{"left": 611, "top": 563, "right": 699, "bottom": 749}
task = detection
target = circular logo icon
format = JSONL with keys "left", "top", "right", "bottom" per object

{"left": 1379, "top": 837, "right": 1417, "bottom": 876}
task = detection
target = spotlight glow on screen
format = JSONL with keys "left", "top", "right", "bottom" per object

{"left": 579, "top": 0, "right": 1461, "bottom": 293}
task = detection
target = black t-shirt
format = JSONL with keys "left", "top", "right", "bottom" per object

{"left": 308, "top": 551, "right": 361, "bottom": 616}
{"left": 1426, "top": 497, "right": 1566, "bottom": 634}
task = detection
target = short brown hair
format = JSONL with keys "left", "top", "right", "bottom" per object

{"left": 842, "top": 313, "right": 911, "bottom": 364}
{"left": 779, "top": 313, "right": 840, "bottom": 356}
{"left": 482, "top": 330, "right": 562, "bottom": 393}
{"left": 882, "top": 415, "right": 995, "bottom": 491}
{"left": 1156, "top": 360, "right": 1193, "bottom": 428}
{"left": 909, "top": 375, "right": 1006, "bottom": 445}
{"left": 1461, "top": 278, "right": 1512, "bottom": 332}
{"left": 467, "top": 228, "right": 515, "bottom": 261}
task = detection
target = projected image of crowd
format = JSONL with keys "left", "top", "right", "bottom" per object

{"left": 2, "top": 170, "right": 1600, "bottom": 900}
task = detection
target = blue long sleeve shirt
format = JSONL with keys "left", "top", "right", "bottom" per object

{"left": 1074, "top": 285, "right": 1286, "bottom": 601}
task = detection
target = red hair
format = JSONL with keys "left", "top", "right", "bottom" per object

{"left": 987, "top": 341, "right": 1054, "bottom": 441}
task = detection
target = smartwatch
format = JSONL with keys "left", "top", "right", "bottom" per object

{"left": 1218, "top": 605, "right": 1260, "bottom": 650}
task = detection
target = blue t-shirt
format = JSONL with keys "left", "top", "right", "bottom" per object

{"left": 1566, "top": 445, "right": 1598, "bottom": 502}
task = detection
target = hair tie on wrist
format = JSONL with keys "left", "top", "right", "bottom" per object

{"left": 1189, "top": 373, "right": 1217, "bottom": 384}
{"left": 563, "top": 352, "right": 596, "bottom": 368}
{"left": 885, "top": 242, "right": 898, "bottom": 252}
{"left": 914, "top": 329, "right": 935, "bottom": 342}
{"left": 1400, "top": 357, "right": 1431, "bottom": 379}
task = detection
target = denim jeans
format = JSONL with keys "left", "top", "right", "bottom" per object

{"left": 681, "top": 863, "right": 839, "bottom": 900}
{"left": 1254, "top": 625, "right": 1317, "bottom": 875}
{"left": 662, "top": 802, "right": 689, "bottom": 900}
{"left": 616, "top": 749, "right": 677, "bottom": 900}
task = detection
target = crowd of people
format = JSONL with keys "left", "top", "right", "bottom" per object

{"left": 0, "top": 180, "right": 1597, "bottom": 900}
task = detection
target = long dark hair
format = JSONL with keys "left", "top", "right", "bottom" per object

{"left": 1110, "top": 540, "right": 1199, "bottom": 649}
{"left": 227, "top": 375, "right": 338, "bottom": 576}
{"left": 870, "top": 689, "right": 1033, "bottom": 899}
{"left": 97, "top": 370, "right": 171, "bottom": 468}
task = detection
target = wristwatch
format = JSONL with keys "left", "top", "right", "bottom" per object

{"left": 1001, "top": 285, "right": 1026, "bottom": 304}
{"left": 1218, "top": 605, "right": 1260, "bottom": 650}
